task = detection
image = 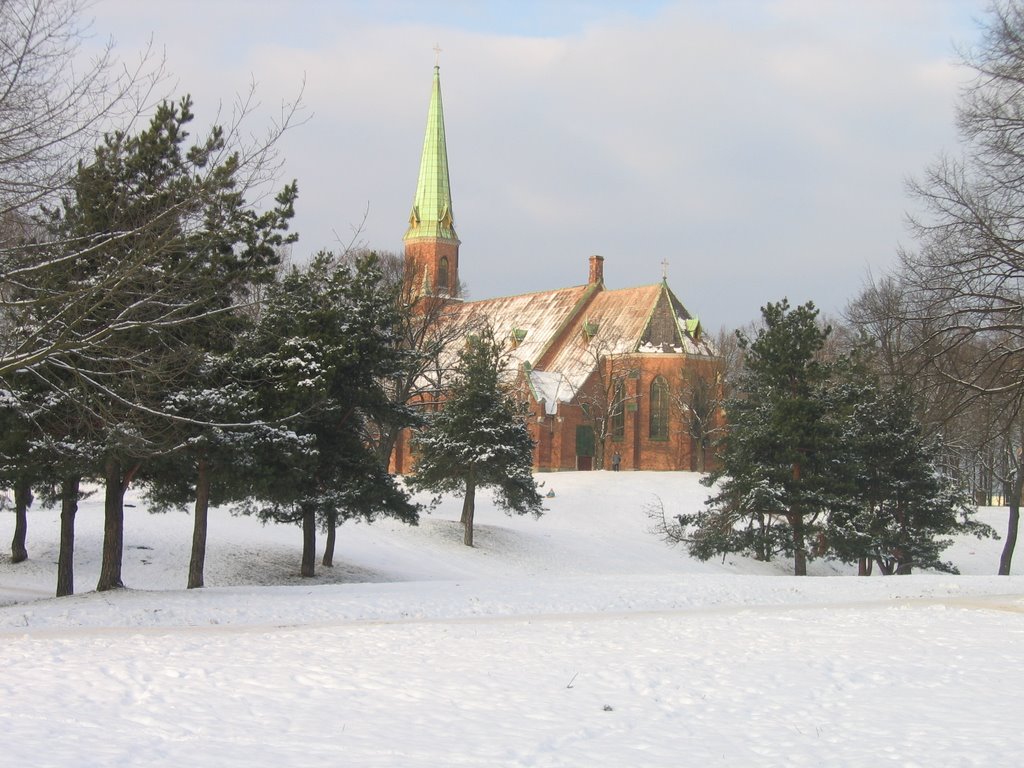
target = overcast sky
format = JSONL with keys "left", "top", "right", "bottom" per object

{"left": 86, "top": 0, "right": 987, "bottom": 329}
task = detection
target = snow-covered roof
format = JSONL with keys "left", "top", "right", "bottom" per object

{"left": 442, "top": 279, "right": 715, "bottom": 411}
{"left": 443, "top": 283, "right": 595, "bottom": 374}
{"left": 539, "top": 284, "right": 663, "bottom": 397}
{"left": 527, "top": 369, "right": 570, "bottom": 415}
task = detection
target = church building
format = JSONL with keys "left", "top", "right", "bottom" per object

{"left": 394, "top": 65, "right": 720, "bottom": 473}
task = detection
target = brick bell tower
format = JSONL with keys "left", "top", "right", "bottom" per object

{"left": 403, "top": 63, "right": 460, "bottom": 298}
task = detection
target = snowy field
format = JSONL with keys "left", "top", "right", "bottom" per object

{"left": 1, "top": 471, "right": 1022, "bottom": 767}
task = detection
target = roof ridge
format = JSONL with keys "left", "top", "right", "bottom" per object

{"left": 463, "top": 282, "right": 590, "bottom": 305}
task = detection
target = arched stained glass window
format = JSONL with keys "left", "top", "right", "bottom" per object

{"left": 649, "top": 376, "right": 669, "bottom": 440}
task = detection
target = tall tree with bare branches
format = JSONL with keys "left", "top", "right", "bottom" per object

{"left": 900, "top": 0, "right": 1024, "bottom": 573}
{"left": 0, "top": 0, "right": 162, "bottom": 220}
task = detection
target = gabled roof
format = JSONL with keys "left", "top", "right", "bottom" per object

{"left": 448, "top": 283, "right": 596, "bottom": 369}
{"left": 539, "top": 284, "right": 664, "bottom": 393}
{"left": 404, "top": 66, "right": 458, "bottom": 244}
{"left": 442, "top": 278, "right": 715, "bottom": 414}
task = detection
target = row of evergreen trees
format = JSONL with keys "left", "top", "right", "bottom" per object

{"left": 1, "top": 98, "right": 426, "bottom": 593}
{"left": 666, "top": 300, "right": 995, "bottom": 576}
{"left": 2, "top": 92, "right": 547, "bottom": 595}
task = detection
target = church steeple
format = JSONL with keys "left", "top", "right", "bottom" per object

{"left": 404, "top": 64, "right": 460, "bottom": 297}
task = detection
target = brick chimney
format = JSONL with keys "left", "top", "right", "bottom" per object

{"left": 588, "top": 254, "right": 604, "bottom": 285}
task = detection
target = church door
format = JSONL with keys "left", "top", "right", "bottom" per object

{"left": 575, "top": 425, "right": 595, "bottom": 471}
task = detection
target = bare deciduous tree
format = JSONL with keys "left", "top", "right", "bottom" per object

{"left": 567, "top": 332, "right": 639, "bottom": 471}
{"left": 877, "top": 1, "right": 1024, "bottom": 573}
{"left": 352, "top": 250, "right": 482, "bottom": 470}
{"left": 673, "top": 327, "right": 737, "bottom": 472}
{"left": 0, "top": 0, "right": 163, "bottom": 220}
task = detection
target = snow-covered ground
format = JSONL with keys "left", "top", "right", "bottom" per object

{"left": 1, "top": 471, "right": 1022, "bottom": 767}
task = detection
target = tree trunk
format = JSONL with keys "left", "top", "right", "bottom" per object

{"left": 895, "top": 545, "right": 913, "bottom": 574}
{"left": 753, "top": 513, "right": 769, "bottom": 561}
{"left": 376, "top": 425, "right": 401, "bottom": 470}
{"left": 999, "top": 470, "right": 1023, "bottom": 575}
{"left": 789, "top": 512, "right": 807, "bottom": 576}
{"left": 56, "top": 476, "right": 80, "bottom": 597}
{"left": 188, "top": 458, "right": 211, "bottom": 589}
{"left": 10, "top": 477, "right": 31, "bottom": 563}
{"left": 857, "top": 556, "right": 873, "bottom": 576}
{"left": 789, "top": 463, "right": 807, "bottom": 576}
{"left": 894, "top": 510, "right": 912, "bottom": 574}
{"left": 793, "top": 545, "right": 807, "bottom": 576}
{"left": 462, "top": 477, "right": 476, "bottom": 547}
{"left": 322, "top": 510, "right": 337, "bottom": 567}
{"left": 875, "top": 556, "right": 894, "bottom": 576}
{"left": 301, "top": 506, "right": 316, "bottom": 577}
{"left": 97, "top": 457, "right": 126, "bottom": 591}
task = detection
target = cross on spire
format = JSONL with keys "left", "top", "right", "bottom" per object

{"left": 433, "top": 43, "right": 443, "bottom": 67}
{"left": 661, "top": 259, "right": 669, "bottom": 280}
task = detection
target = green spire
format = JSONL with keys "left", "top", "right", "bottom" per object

{"left": 405, "top": 65, "right": 458, "bottom": 243}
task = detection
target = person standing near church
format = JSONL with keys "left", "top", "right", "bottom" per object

{"left": 611, "top": 451, "right": 621, "bottom": 471}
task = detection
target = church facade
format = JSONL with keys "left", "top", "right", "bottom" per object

{"left": 393, "top": 65, "right": 720, "bottom": 473}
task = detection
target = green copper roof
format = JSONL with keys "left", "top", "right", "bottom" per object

{"left": 404, "top": 66, "right": 459, "bottom": 243}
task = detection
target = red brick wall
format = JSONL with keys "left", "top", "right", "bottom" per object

{"left": 404, "top": 238, "right": 459, "bottom": 296}
{"left": 539, "top": 353, "right": 721, "bottom": 472}
{"left": 390, "top": 354, "right": 722, "bottom": 476}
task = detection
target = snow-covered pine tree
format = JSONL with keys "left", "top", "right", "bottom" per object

{"left": 409, "top": 326, "right": 543, "bottom": 547}
{"left": 139, "top": 162, "right": 296, "bottom": 590}
{"left": 237, "top": 251, "right": 418, "bottom": 577}
{"left": 48, "top": 96, "right": 297, "bottom": 591}
{"left": 0, "top": 388, "right": 36, "bottom": 564}
{"left": 144, "top": 363, "right": 306, "bottom": 589}
{"left": 0, "top": 367, "right": 98, "bottom": 595}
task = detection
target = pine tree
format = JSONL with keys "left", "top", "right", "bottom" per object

{"left": 138, "top": 155, "right": 296, "bottom": 589}
{"left": 238, "top": 251, "right": 418, "bottom": 577}
{"left": 686, "top": 300, "right": 841, "bottom": 575}
{"left": 409, "top": 327, "right": 543, "bottom": 547}
{"left": 828, "top": 381, "right": 995, "bottom": 574}
{"left": 0, "top": 363, "right": 96, "bottom": 591}
{"left": 47, "top": 96, "right": 297, "bottom": 591}
{"left": 144, "top": 360, "right": 302, "bottom": 588}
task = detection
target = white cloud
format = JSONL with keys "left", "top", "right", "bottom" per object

{"left": 82, "top": 0, "right": 985, "bottom": 327}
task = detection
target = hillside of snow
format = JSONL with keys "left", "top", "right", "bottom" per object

{"left": 2, "top": 471, "right": 1022, "bottom": 767}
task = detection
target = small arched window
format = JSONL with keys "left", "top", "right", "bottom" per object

{"left": 437, "top": 256, "right": 450, "bottom": 292}
{"left": 649, "top": 376, "right": 669, "bottom": 440}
